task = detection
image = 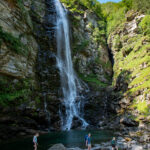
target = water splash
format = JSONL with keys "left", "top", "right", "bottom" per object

{"left": 54, "top": 0, "right": 88, "bottom": 130}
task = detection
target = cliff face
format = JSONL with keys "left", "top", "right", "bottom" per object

{"left": 0, "top": 0, "right": 49, "bottom": 140}
{"left": 62, "top": 1, "right": 112, "bottom": 88}
{"left": 62, "top": 2, "right": 113, "bottom": 126}
{"left": 0, "top": 0, "right": 149, "bottom": 143}
{"left": 0, "top": 0, "right": 38, "bottom": 78}
{"left": 70, "top": 11, "right": 112, "bottom": 86}
{"left": 0, "top": 0, "right": 112, "bottom": 140}
{"left": 108, "top": 11, "right": 150, "bottom": 125}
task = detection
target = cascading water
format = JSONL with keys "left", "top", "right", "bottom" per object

{"left": 54, "top": 0, "right": 88, "bottom": 130}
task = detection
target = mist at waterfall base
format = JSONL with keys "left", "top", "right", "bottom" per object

{"left": 0, "top": 130, "right": 114, "bottom": 150}
{"left": 54, "top": 0, "right": 88, "bottom": 130}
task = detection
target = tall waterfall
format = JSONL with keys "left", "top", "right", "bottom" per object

{"left": 54, "top": 0, "right": 88, "bottom": 130}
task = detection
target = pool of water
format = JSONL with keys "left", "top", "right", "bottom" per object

{"left": 0, "top": 130, "right": 114, "bottom": 150}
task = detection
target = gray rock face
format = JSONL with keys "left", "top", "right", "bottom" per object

{"left": 0, "top": 0, "right": 50, "bottom": 141}
{"left": 48, "top": 144, "right": 67, "bottom": 150}
{"left": 0, "top": 0, "right": 39, "bottom": 78}
{"left": 69, "top": 10, "right": 112, "bottom": 85}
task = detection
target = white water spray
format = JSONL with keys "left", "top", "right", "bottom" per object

{"left": 54, "top": 0, "right": 88, "bottom": 130}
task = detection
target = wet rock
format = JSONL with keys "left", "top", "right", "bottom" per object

{"left": 71, "top": 117, "right": 83, "bottom": 129}
{"left": 131, "top": 145, "right": 143, "bottom": 150}
{"left": 48, "top": 144, "right": 67, "bottom": 150}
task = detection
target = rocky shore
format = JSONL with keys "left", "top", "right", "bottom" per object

{"left": 48, "top": 134, "right": 150, "bottom": 150}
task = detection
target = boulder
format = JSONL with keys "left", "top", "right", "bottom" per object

{"left": 139, "top": 134, "right": 150, "bottom": 143}
{"left": 67, "top": 148, "right": 82, "bottom": 150}
{"left": 48, "top": 144, "right": 67, "bottom": 150}
{"left": 131, "top": 145, "right": 143, "bottom": 150}
{"left": 120, "top": 117, "right": 139, "bottom": 127}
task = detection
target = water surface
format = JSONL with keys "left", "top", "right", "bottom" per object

{"left": 0, "top": 130, "right": 114, "bottom": 150}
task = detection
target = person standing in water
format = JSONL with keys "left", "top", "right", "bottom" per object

{"left": 33, "top": 133, "right": 39, "bottom": 150}
{"left": 86, "top": 133, "right": 91, "bottom": 150}
{"left": 111, "top": 137, "right": 118, "bottom": 150}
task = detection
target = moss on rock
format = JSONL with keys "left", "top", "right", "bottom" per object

{"left": 0, "top": 26, "right": 28, "bottom": 55}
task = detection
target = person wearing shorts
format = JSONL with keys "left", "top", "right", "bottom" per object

{"left": 33, "top": 133, "right": 39, "bottom": 150}
{"left": 111, "top": 137, "right": 118, "bottom": 150}
{"left": 86, "top": 133, "right": 91, "bottom": 150}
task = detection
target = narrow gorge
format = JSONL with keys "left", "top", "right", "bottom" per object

{"left": 0, "top": 0, "right": 150, "bottom": 149}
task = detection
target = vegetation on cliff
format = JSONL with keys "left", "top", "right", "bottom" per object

{"left": 0, "top": 0, "right": 150, "bottom": 137}
{"left": 0, "top": 27, "right": 28, "bottom": 55}
{"left": 102, "top": 0, "right": 150, "bottom": 35}
{"left": 104, "top": 0, "right": 150, "bottom": 122}
{"left": 0, "top": 76, "right": 31, "bottom": 106}
{"left": 61, "top": 0, "right": 103, "bottom": 18}
{"left": 0, "top": 0, "right": 37, "bottom": 107}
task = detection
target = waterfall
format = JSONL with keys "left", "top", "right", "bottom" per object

{"left": 54, "top": 0, "right": 88, "bottom": 130}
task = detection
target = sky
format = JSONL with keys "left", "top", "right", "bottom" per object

{"left": 98, "top": 0, "right": 121, "bottom": 3}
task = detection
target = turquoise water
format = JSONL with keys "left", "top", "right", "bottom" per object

{"left": 0, "top": 130, "right": 114, "bottom": 150}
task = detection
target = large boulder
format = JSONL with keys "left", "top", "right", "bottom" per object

{"left": 48, "top": 144, "right": 66, "bottom": 150}
{"left": 120, "top": 117, "right": 139, "bottom": 127}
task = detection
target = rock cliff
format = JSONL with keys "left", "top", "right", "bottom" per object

{"left": 0, "top": 0, "right": 49, "bottom": 140}
{"left": 0, "top": 0, "right": 149, "bottom": 144}
{"left": 108, "top": 11, "right": 150, "bottom": 125}
{"left": 0, "top": 0, "right": 112, "bottom": 140}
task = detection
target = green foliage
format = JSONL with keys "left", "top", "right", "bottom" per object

{"left": 61, "top": 0, "right": 83, "bottom": 14}
{"left": 95, "top": 57, "right": 112, "bottom": 69}
{"left": 73, "top": 40, "right": 89, "bottom": 53}
{"left": 132, "top": 100, "right": 150, "bottom": 116}
{"left": 93, "top": 27, "right": 106, "bottom": 44}
{"left": 16, "top": 0, "right": 24, "bottom": 11}
{"left": 102, "top": 2, "right": 127, "bottom": 35}
{"left": 122, "top": 0, "right": 132, "bottom": 9}
{"left": 61, "top": 0, "right": 103, "bottom": 18}
{"left": 131, "top": 0, "right": 150, "bottom": 14}
{"left": 113, "top": 33, "right": 150, "bottom": 98}
{"left": 122, "top": 0, "right": 150, "bottom": 14}
{"left": 79, "top": 73, "right": 108, "bottom": 87}
{"left": 102, "top": 0, "right": 150, "bottom": 35}
{"left": 61, "top": 0, "right": 106, "bottom": 47}
{"left": 70, "top": 15, "right": 81, "bottom": 27}
{"left": 0, "top": 76, "right": 32, "bottom": 106}
{"left": 112, "top": 35, "right": 122, "bottom": 50}
{"left": 0, "top": 26, "right": 28, "bottom": 55}
{"left": 139, "top": 15, "right": 150, "bottom": 35}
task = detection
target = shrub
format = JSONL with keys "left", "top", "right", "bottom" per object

{"left": 79, "top": 73, "right": 108, "bottom": 87}
{"left": 139, "top": 15, "right": 150, "bottom": 35}
{"left": 102, "top": 2, "right": 127, "bottom": 35}
{"left": 0, "top": 76, "right": 32, "bottom": 106}
{"left": 73, "top": 40, "right": 89, "bottom": 53}
{"left": 61, "top": 0, "right": 104, "bottom": 18}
